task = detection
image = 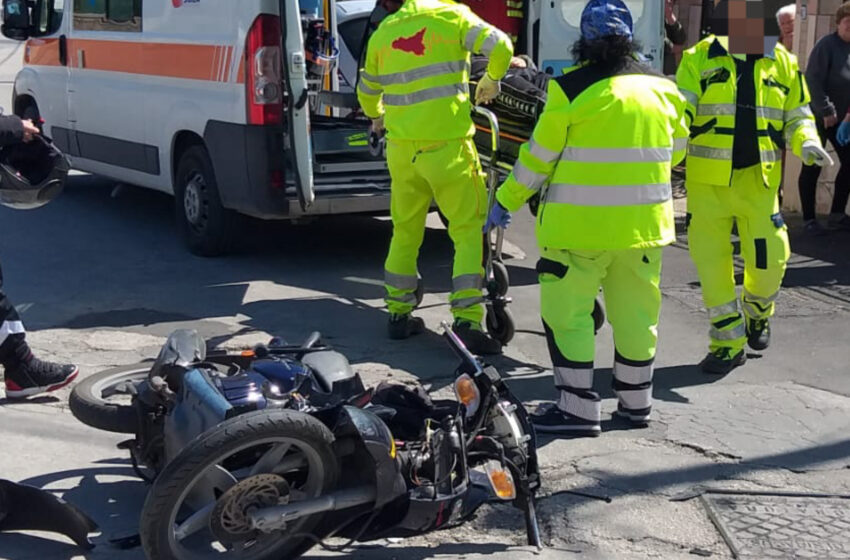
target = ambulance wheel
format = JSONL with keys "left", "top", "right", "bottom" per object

{"left": 175, "top": 145, "right": 237, "bottom": 257}
{"left": 491, "top": 261, "right": 510, "bottom": 297}
{"left": 486, "top": 306, "right": 515, "bottom": 345}
{"left": 592, "top": 298, "right": 605, "bottom": 334}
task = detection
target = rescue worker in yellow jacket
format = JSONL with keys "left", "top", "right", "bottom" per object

{"left": 358, "top": 0, "right": 513, "bottom": 354}
{"left": 491, "top": 0, "right": 689, "bottom": 435}
{"left": 677, "top": 0, "right": 832, "bottom": 375}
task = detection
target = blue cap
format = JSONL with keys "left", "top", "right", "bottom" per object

{"left": 580, "top": 0, "right": 634, "bottom": 41}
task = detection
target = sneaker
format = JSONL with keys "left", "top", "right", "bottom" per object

{"left": 387, "top": 314, "right": 425, "bottom": 340}
{"left": 614, "top": 403, "right": 651, "bottom": 426}
{"left": 4, "top": 357, "right": 79, "bottom": 399}
{"left": 452, "top": 320, "right": 502, "bottom": 355}
{"left": 699, "top": 348, "right": 747, "bottom": 375}
{"left": 746, "top": 317, "right": 770, "bottom": 351}
{"left": 827, "top": 213, "right": 850, "bottom": 231}
{"left": 804, "top": 219, "right": 829, "bottom": 237}
{"left": 531, "top": 403, "right": 601, "bottom": 436}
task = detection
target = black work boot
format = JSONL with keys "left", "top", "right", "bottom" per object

{"left": 452, "top": 320, "right": 502, "bottom": 355}
{"left": 4, "top": 356, "right": 79, "bottom": 399}
{"left": 746, "top": 318, "right": 770, "bottom": 351}
{"left": 387, "top": 314, "right": 425, "bottom": 340}
{"left": 699, "top": 347, "right": 747, "bottom": 375}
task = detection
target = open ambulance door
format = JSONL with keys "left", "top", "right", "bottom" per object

{"left": 527, "top": 0, "right": 665, "bottom": 75}
{"left": 280, "top": 0, "right": 315, "bottom": 210}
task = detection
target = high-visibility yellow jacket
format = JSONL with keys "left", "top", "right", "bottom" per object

{"left": 676, "top": 37, "right": 819, "bottom": 188}
{"left": 496, "top": 58, "right": 689, "bottom": 251}
{"left": 357, "top": 0, "right": 513, "bottom": 141}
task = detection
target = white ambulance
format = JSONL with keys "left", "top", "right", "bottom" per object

{"left": 1, "top": 0, "right": 663, "bottom": 255}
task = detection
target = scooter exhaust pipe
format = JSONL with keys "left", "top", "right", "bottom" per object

{"left": 250, "top": 486, "right": 377, "bottom": 532}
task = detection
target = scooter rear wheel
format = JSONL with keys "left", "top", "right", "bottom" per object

{"left": 69, "top": 364, "right": 149, "bottom": 434}
{"left": 486, "top": 305, "right": 516, "bottom": 345}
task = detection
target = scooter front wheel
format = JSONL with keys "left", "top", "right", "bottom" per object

{"left": 140, "top": 409, "right": 338, "bottom": 560}
{"left": 486, "top": 305, "right": 516, "bottom": 345}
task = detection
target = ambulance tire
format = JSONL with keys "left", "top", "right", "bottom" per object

{"left": 175, "top": 145, "right": 237, "bottom": 257}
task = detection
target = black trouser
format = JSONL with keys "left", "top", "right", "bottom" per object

{"left": 0, "top": 260, "right": 25, "bottom": 365}
{"left": 797, "top": 122, "right": 850, "bottom": 221}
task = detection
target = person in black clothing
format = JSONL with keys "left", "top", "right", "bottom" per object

{"left": 797, "top": 2, "right": 850, "bottom": 236}
{"left": 664, "top": 0, "right": 687, "bottom": 75}
{"left": 0, "top": 114, "right": 78, "bottom": 398}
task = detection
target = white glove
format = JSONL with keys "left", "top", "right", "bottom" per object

{"left": 475, "top": 74, "right": 500, "bottom": 105}
{"left": 371, "top": 115, "right": 385, "bottom": 135}
{"left": 801, "top": 140, "right": 835, "bottom": 167}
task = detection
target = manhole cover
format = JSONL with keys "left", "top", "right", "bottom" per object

{"left": 701, "top": 492, "right": 850, "bottom": 559}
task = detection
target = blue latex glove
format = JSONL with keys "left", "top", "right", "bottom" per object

{"left": 483, "top": 202, "right": 511, "bottom": 232}
{"left": 838, "top": 121, "right": 850, "bottom": 147}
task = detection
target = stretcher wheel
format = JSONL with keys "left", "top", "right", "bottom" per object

{"left": 486, "top": 305, "right": 515, "bottom": 345}
{"left": 415, "top": 279, "right": 425, "bottom": 307}
{"left": 592, "top": 298, "right": 605, "bottom": 334}
{"left": 491, "top": 261, "right": 510, "bottom": 297}
{"left": 528, "top": 193, "right": 540, "bottom": 217}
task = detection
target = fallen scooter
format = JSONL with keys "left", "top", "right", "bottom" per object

{"left": 70, "top": 325, "right": 541, "bottom": 558}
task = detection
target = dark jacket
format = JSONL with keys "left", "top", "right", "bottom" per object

{"left": 664, "top": 21, "right": 687, "bottom": 75}
{"left": 0, "top": 116, "right": 24, "bottom": 148}
{"left": 805, "top": 32, "right": 850, "bottom": 120}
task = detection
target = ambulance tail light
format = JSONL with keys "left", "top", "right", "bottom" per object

{"left": 245, "top": 14, "right": 283, "bottom": 126}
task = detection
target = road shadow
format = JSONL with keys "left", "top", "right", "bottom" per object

{"left": 0, "top": 176, "right": 533, "bottom": 383}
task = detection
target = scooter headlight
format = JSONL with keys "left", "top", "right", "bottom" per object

{"left": 484, "top": 460, "right": 516, "bottom": 500}
{"left": 454, "top": 374, "right": 481, "bottom": 417}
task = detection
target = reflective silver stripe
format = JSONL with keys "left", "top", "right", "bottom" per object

{"left": 673, "top": 137, "right": 688, "bottom": 152}
{"left": 708, "top": 300, "right": 740, "bottom": 319}
{"left": 561, "top": 147, "right": 673, "bottom": 163}
{"left": 742, "top": 289, "right": 778, "bottom": 318}
{"left": 384, "top": 270, "right": 419, "bottom": 291}
{"left": 710, "top": 323, "right": 746, "bottom": 341}
{"left": 613, "top": 361, "right": 653, "bottom": 385}
{"left": 785, "top": 106, "right": 814, "bottom": 121}
{"left": 697, "top": 103, "right": 736, "bottom": 116}
{"left": 785, "top": 119, "right": 818, "bottom": 143}
{"left": 513, "top": 161, "right": 549, "bottom": 192}
{"left": 368, "top": 60, "right": 469, "bottom": 86}
{"left": 558, "top": 391, "right": 601, "bottom": 422}
{"left": 616, "top": 388, "right": 652, "bottom": 411}
{"left": 528, "top": 138, "right": 560, "bottom": 163}
{"left": 450, "top": 295, "right": 485, "bottom": 309}
{"left": 452, "top": 273, "right": 482, "bottom": 292}
{"left": 756, "top": 106, "right": 784, "bottom": 121}
{"left": 679, "top": 88, "right": 699, "bottom": 107}
{"left": 688, "top": 144, "right": 733, "bottom": 160}
{"left": 387, "top": 292, "right": 419, "bottom": 306}
{"left": 383, "top": 83, "right": 468, "bottom": 106}
{"left": 554, "top": 366, "right": 593, "bottom": 390}
{"left": 761, "top": 149, "right": 782, "bottom": 163}
{"left": 464, "top": 24, "right": 488, "bottom": 51}
{"left": 480, "top": 30, "right": 504, "bottom": 56}
{"left": 546, "top": 183, "right": 672, "bottom": 206}
{"left": 357, "top": 81, "right": 382, "bottom": 96}
{"left": 359, "top": 70, "right": 379, "bottom": 84}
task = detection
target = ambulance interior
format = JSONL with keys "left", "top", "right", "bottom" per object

{"left": 298, "top": 0, "right": 663, "bottom": 190}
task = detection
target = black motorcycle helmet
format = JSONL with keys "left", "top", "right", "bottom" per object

{"left": 0, "top": 133, "right": 70, "bottom": 210}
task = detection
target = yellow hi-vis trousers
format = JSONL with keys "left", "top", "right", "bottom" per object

{"left": 383, "top": 137, "right": 487, "bottom": 324}
{"left": 686, "top": 165, "right": 791, "bottom": 354}
{"left": 539, "top": 247, "right": 663, "bottom": 422}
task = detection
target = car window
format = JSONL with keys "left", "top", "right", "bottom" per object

{"left": 338, "top": 16, "right": 369, "bottom": 63}
{"left": 73, "top": 0, "right": 141, "bottom": 32}
{"left": 34, "top": 0, "right": 64, "bottom": 36}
